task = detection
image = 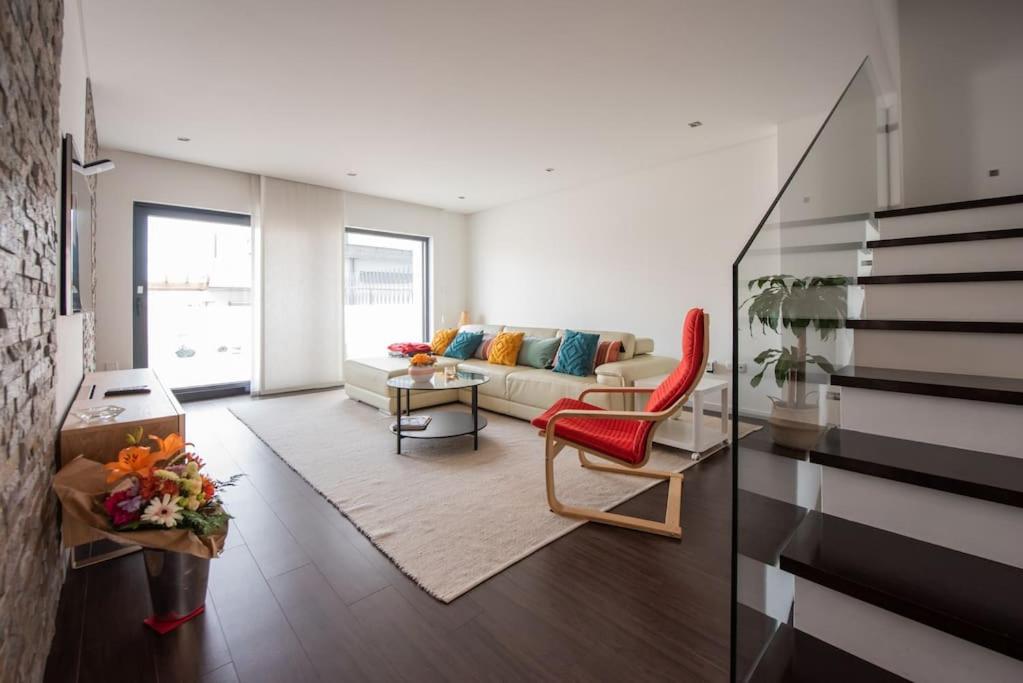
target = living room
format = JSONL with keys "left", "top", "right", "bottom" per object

{"left": 5, "top": 1, "right": 1023, "bottom": 682}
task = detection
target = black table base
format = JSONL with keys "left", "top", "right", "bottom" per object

{"left": 393, "top": 385, "right": 485, "bottom": 454}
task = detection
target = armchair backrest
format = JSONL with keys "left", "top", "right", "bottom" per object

{"left": 644, "top": 308, "right": 709, "bottom": 414}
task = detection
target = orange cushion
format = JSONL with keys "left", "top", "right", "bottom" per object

{"left": 488, "top": 331, "right": 525, "bottom": 366}
{"left": 430, "top": 328, "right": 458, "bottom": 354}
{"left": 532, "top": 398, "right": 649, "bottom": 464}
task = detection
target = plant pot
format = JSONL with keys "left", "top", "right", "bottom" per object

{"left": 142, "top": 549, "right": 210, "bottom": 633}
{"left": 768, "top": 401, "right": 825, "bottom": 451}
{"left": 407, "top": 365, "right": 436, "bottom": 382}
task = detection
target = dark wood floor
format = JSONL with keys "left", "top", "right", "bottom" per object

{"left": 43, "top": 394, "right": 732, "bottom": 683}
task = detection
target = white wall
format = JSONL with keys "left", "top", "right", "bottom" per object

{"left": 900, "top": 0, "right": 1023, "bottom": 205}
{"left": 94, "top": 149, "right": 256, "bottom": 371}
{"left": 55, "top": 0, "right": 89, "bottom": 418}
{"left": 466, "top": 136, "right": 778, "bottom": 370}
{"left": 343, "top": 192, "right": 468, "bottom": 333}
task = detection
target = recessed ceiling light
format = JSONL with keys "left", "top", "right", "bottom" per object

{"left": 176, "top": 136, "right": 191, "bottom": 142}
{"left": 458, "top": 195, "right": 465, "bottom": 200}
{"left": 687, "top": 121, "right": 703, "bottom": 128}
{"left": 545, "top": 167, "right": 555, "bottom": 172}
{"left": 346, "top": 172, "right": 358, "bottom": 177}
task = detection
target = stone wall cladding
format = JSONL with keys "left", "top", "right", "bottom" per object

{"left": 83, "top": 78, "right": 97, "bottom": 371}
{"left": 0, "top": 1, "right": 67, "bottom": 681}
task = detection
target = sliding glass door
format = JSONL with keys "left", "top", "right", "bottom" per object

{"left": 133, "top": 203, "right": 252, "bottom": 400}
{"left": 344, "top": 228, "right": 429, "bottom": 359}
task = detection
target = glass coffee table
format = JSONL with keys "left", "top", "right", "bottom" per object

{"left": 386, "top": 370, "right": 490, "bottom": 454}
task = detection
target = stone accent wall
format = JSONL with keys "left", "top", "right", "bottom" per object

{"left": 0, "top": 1, "right": 67, "bottom": 681}
{"left": 83, "top": 78, "right": 97, "bottom": 372}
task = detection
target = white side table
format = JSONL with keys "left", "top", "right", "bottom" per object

{"left": 634, "top": 374, "right": 730, "bottom": 460}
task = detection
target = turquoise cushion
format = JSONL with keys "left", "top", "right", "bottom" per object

{"left": 443, "top": 331, "right": 484, "bottom": 360}
{"left": 518, "top": 336, "right": 561, "bottom": 369}
{"left": 553, "top": 330, "right": 599, "bottom": 376}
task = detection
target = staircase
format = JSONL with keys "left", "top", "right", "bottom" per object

{"left": 734, "top": 194, "right": 1023, "bottom": 681}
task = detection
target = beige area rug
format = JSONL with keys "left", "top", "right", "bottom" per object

{"left": 230, "top": 391, "right": 760, "bottom": 602}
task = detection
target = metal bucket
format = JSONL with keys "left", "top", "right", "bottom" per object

{"left": 143, "top": 549, "right": 210, "bottom": 621}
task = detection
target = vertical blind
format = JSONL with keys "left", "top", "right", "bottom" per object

{"left": 259, "top": 176, "right": 345, "bottom": 393}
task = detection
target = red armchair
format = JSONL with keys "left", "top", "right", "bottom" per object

{"left": 532, "top": 309, "right": 709, "bottom": 538}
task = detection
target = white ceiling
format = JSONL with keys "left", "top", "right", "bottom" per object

{"left": 83, "top": 0, "right": 892, "bottom": 213}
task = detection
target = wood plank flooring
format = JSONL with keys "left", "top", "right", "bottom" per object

{"left": 43, "top": 393, "right": 732, "bottom": 682}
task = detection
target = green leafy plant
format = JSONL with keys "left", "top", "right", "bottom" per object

{"left": 744, "top": 275, "right": 848, "bottom": 408}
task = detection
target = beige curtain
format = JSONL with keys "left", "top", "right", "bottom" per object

{"left": 258, "top": 176, "right": 345, "bottom": 394}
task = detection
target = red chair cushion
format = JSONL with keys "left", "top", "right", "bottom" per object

{"left": 645, "top": 308, "right": 705, "bottom": 413}
{"left": 531, "top": 398, "right": 648, "bottom": 464}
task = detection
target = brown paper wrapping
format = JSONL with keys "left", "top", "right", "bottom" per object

{"left": 53, "top": 456, "right": 228, "bottom": 559}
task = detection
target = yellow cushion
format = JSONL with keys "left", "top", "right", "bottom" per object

{"left": 488, "top": 331, "right": 525, "bottom": 366}
{"left": 430, "top": 328, "right": 458, "bottom": 355}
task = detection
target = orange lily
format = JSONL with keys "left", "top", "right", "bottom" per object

{"left": 104, "top": 445, "right": 165, "bottom": 483}
{"left": 149, "top": 433, "right": 187, "bottom": 463}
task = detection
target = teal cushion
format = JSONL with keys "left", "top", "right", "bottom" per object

{"left": 552, "top": 330, "right": 599, "bottom": 376}
{"left": 518, "top": 336, "right": 561, "bottom": 369}
{"left": 443, "top": 331, "right": 484, "bottom": 360}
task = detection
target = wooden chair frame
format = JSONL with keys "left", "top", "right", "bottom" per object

{"left": 537, "top": 315, "right": 710, "bottom": 539}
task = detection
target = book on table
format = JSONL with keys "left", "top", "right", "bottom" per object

{"left": 398, "top": 415, "right": 432, "bottom": 431}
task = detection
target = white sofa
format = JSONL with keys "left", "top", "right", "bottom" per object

{"left": 343, "top": 324, "right": 678, "bottom": 420}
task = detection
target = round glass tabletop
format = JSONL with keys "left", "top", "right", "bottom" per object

{"left": 386, "top": 370, "right": 491, "bottom": 391}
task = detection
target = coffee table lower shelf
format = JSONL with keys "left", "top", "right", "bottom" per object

{"left": 390, "top": 413, "right": 488, "bottom": 450}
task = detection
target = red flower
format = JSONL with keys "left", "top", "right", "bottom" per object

{"left": 103, "top": 489, "right": 142, "bottom": 527}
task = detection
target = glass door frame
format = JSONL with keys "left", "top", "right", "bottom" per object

{"left": 132, "top": 201, "right": 252, "bottom": 402}
{"left": 343, "top": 226, "right": 431, "bottom": 347}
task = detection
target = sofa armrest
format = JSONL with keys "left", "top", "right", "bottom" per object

{"left": 595, "top": 355, "right": 678, "bottom": 385}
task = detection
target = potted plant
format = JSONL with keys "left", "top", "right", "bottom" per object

{"left": 408, "top": 352, "right": 438, "bottom": 382}
{"left": 744, "top": 275, "right": 848, "bottom": 449}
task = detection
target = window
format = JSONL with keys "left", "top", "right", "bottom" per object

{"left": 343, "top": 228, "right": 429, "bottom": 359}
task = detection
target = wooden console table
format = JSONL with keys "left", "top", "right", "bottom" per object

{"left": 59, "top": 368, "right": 185, "bottom": 567}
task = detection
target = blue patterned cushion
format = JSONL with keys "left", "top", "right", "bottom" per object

{"left": 443, "top": 331, "right": 484, "bottom": 360}
{"left": 552, "top": 330, "right": 600, "bottom": 376}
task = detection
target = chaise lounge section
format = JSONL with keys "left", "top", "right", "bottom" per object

{"left": 343, "top": 324, "right": 679, "bottom": 420}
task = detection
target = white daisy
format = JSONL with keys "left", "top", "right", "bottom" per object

{"left": 142, "top": 494, "right": 183, "bottom": 528}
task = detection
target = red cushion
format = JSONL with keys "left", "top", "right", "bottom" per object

{"left": 531, "top": 398, "right": 649, "bottom": 464}
{"left": 645, "top": 308, "right": 705, "bottom": 413}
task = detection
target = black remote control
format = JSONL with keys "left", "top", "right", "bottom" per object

{"left": 104, "top": 385, "right": 152, "bottom": 396}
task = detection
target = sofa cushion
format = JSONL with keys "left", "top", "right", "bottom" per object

{"left": 558, "top": 328, "right": 637, "bottom": 360}
{"left": 444, "top": 331, "right": 484, "bottom": 360}
{"left": 343, "top": 357, "right": 416, "bottom": 396}
{"left": 488, "top": 331, "right": 525, "bottom": 366}
{"left": 553, "top": 330, "right": 600, "bottom": 376}
{"left": 430, "top": 328, "right": 458, "bottom": 354}
{"left": 518, "top": 336, "right": 561, "bottom": 369}
{"left": 473, "top": 333, "right": 497, "bottom": 360}
{"left": 506, "top": 368, "right": 600, "bottom": 410}
{"left": 592, "top": 340, "right": 622, "bottom": 369}
{"left": 456, "top": 360, "right": 523, "bottom": 398}
{"left": 634, "top": 337, "right": 655, "bottom": 355}
{"left": 504, "top": 325, "right": 559, "bottom": 339}
{"left": 531, "top": 398, "right": 647, "bottom": 464}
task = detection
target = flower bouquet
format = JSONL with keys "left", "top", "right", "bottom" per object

{"left": 408, "top": 352, "right": 437, "bottom": 381}
{"left": 53, "top": 428, "right": 238, "bottom": 633}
